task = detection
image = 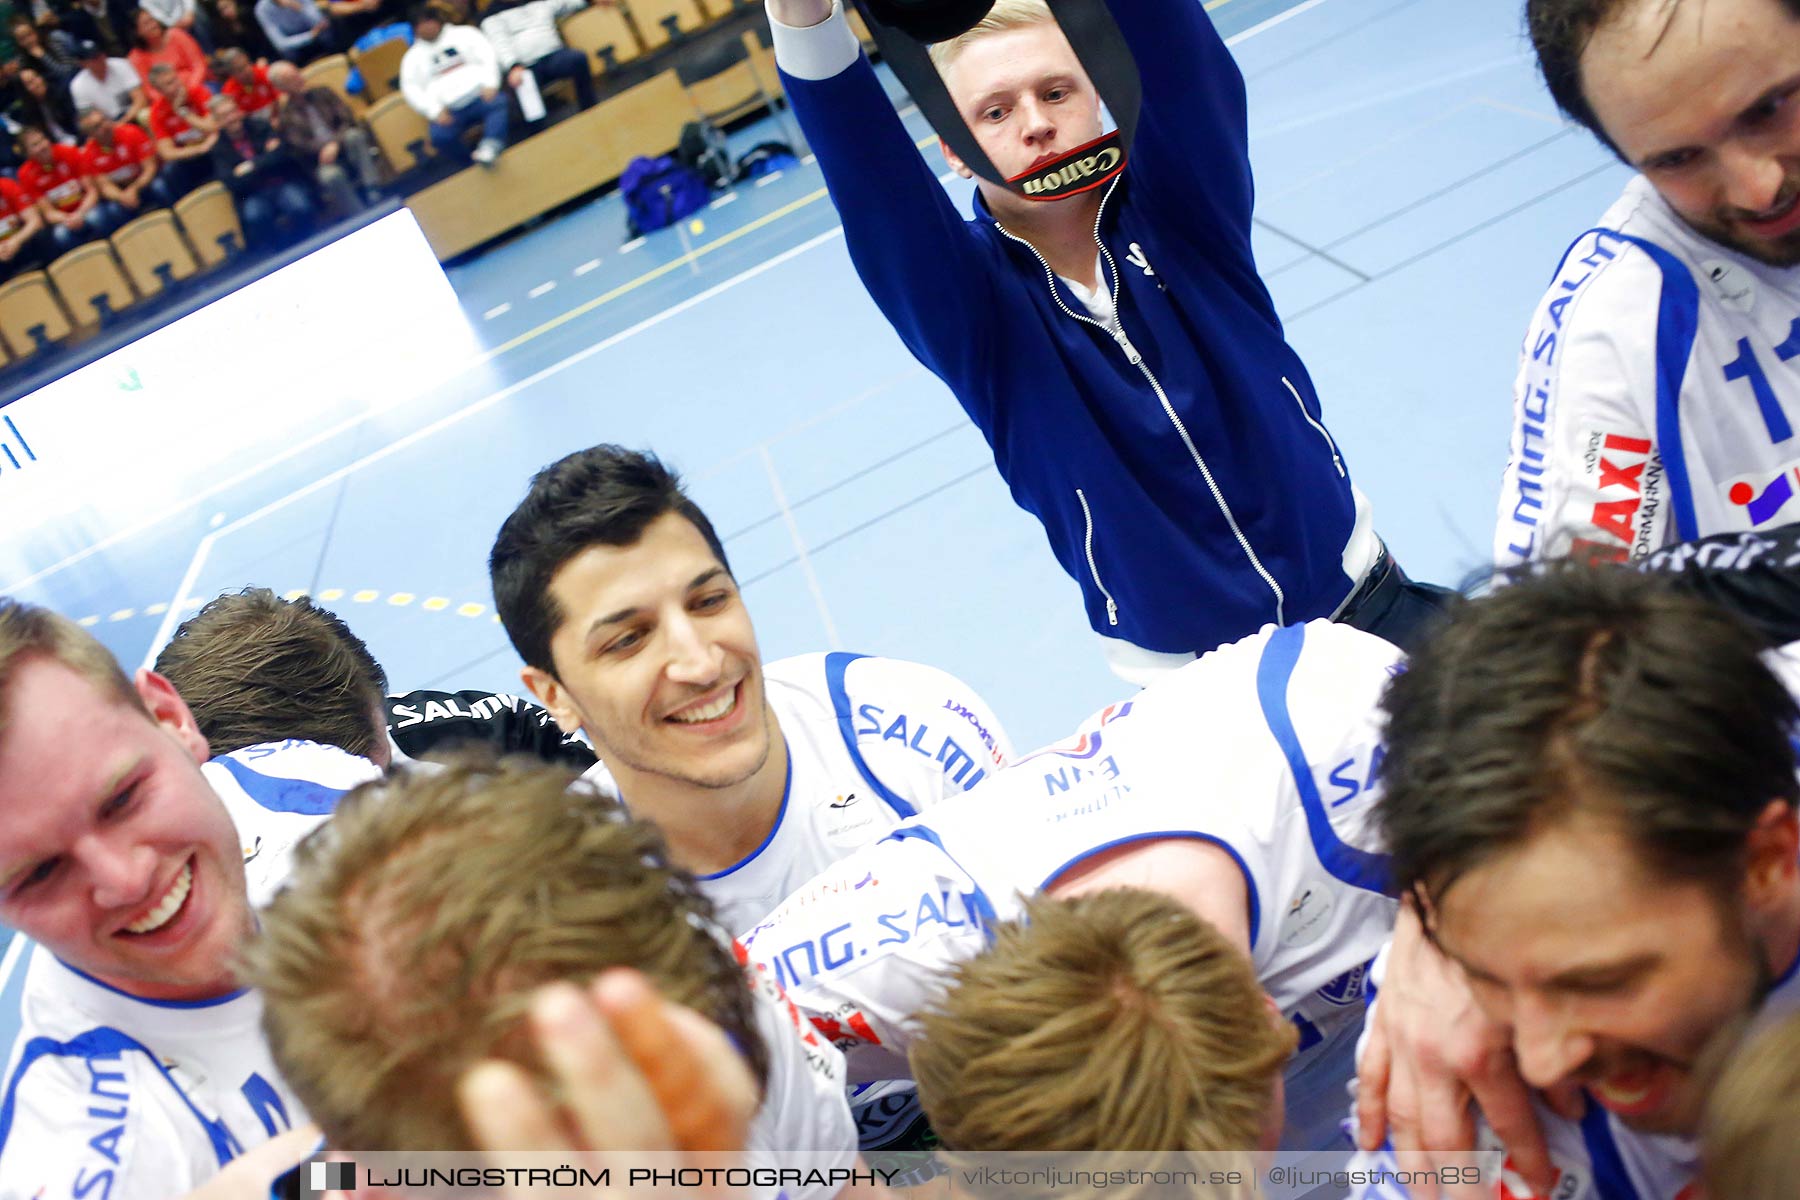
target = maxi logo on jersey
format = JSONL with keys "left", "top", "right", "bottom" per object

{"left": 1573, "top": 431, "right": 1662, "bottom": 564}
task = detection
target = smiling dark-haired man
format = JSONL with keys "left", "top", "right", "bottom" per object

{"left": 1497, "top": 0, "right": 1800, "bottom": 567}
{"left": 489, "top": 444, "right": 1014, "bottom": 1150}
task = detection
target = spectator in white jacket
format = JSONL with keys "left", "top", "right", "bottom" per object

{"left": 400, "top": 2, "right": 509, "bottom": 165}
{"left": 479, "top": 0, "right": 596, "bottom": 117}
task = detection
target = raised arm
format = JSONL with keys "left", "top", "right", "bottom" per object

{"left": 766, "top": 0, "right": 1002, "bottom": 405}
{"left": 1098, "top": 0, "right": 1254, "bottom": 254}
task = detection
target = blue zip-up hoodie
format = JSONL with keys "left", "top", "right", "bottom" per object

{"left": 778, "top": 0, "right": 1370, "bottom": 655}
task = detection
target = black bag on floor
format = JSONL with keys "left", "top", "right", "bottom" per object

{"left": 677, "top": 120, "right": 735, "bottom": 188}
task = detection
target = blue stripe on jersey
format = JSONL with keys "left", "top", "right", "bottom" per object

{"left": 1036, "top": 832, "right": 1263, "bottom": 949}
{"left": 1255, "top": 624, "right": 1390, "bottom": 895}
{"left": 1579, "top": 1102, "right": 1645, "bottom": 1200}
{"left": 881, "top": 824, "right": 998, "bottom": 938}
{"left": 825, "top": 652, "right": 917, "bottom": 820}
{"left": 0, "top": 1026, "right": 238, "bottom": 1165}
{"left": 696, "top": 751, "right": 793, "bottom": 881}
{"left": 209, "top": 754, "right": 350, "bottom": 815}
{"left": 60, "top": 959, "right": 249, "bottom": 1008}
{"left": 1598, "top": 230, "right": 1703, "bottom": 543}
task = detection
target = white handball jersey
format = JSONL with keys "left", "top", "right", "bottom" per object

{"left": 201, "top": 738, "right": 383, "bottom": 907}
{"left": 0, "top": 740, "right": 375, "bottom": 1200}
{"left": 741, "top": 621, "right": 1402, "bottom": 1150}
{"left": 582, "top": 652, "right": 1012, "bottom": 936}
{"left": 1497, "top": 174, "right": 1800, "bottom": 567}
{"left": 739, "top": 958, "right": 860, "bottom": 1200}
{"left": 0, "top": 950, "right": 309, "bottom": 1200}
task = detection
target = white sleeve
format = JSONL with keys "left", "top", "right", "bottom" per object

{"left": 1495, "top": 232, "right": 1669, "bottom": 567}
{"left": 767, "top": 0, "right": 859, "bottom": 81}
{"left": 0, "top": 1054, "right": 216, "bottom": 1200}
{"left": 459, "top": 25, "right": 503, "bottom": 90}
{"left": 737, "top": 838, "right": 983, "bottom": 1086}
{"left": 833, "top": 655, "right": 1014, "bottom": 815}
{"left": 743, "top": 979, "right": 857, "bottom": 1200}
{"left": 399, "top": 46, "right": 440, "bottom": 118}
{"left": 480, "top": 13, "right": 519, "bottom": 68}
{"left": 202, "top": 740, "right": 381, "bottom": 906}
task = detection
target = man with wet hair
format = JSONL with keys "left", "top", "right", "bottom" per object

{"left": 1356, "top": 567, "right": 1800, "bottom": 1197}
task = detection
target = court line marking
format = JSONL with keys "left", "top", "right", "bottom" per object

{"left": 759, "top": 445, "right": 843, "bottom": 650}
{"left": 9, "top": 4, "right": 1318, "bottom": 601}
{"left": 3, "top": 0, "right": 1332, "bottom": 1009}
{"left": 142, "top": 225, "right": 850, "bottom": 669}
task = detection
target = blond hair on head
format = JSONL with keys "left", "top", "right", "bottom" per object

{"left": 1702, "top": 1010, "right": 1800, "bottom": 1200}
{"left": 927, "top": 0, "right": 1056, "bottom": 74}
{"left": 910, "top": 888, "right": 1296, "bottom": 1153}
{"left": 0, "top": 599, "right": 143, "bottom": 732}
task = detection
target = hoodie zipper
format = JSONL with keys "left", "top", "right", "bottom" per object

{"left": 1075, "top": 487, "right": 1119, "bottom": 625}
{"left": 1284, "top": 377, "right": 1344, "bottom": 477}
{"left": 992, "top": 182, "right": 1288, "bottom": 626}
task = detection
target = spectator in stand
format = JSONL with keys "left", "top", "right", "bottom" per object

{"left": 139, "top": 0, "right": 211, "bottom": 48}
{"left": 146, "top": 61, "right": 217, "bottom": 194}
{"left": 400, "top": 3, "right": 508, "bottom": 166}
{"left": 79, "top": 105, "right": 168, "bottom": 224}
{"left": 480, "top": 0, "right": 596, "bottom": 120}
{"left": 17, "top": 123, "right": 113, "bottom": 249}
{"left": 204, "top": 0, "right": 277, "bottom": 60}
{"left": 269, "top": 60, "right": 379, "bottom": 215}
{"left": 12, "top": 66, "right": 82, "bottom": 144}
{"left": 129, "top": 9, "right": 212, "bottom": 92}
{"left": 57, "top": 0, "right": 135, "bottom": 57}
{"left": 0, "top": 173, "right": 49, "bottom": 279}
{"left": 254, "top": 0, "right": 333, "bottom": 61}
{"left": 318, "top": 0, "right": 382, "bottom": 47}
{"left": 68, "top": 38, "right": 146, "bottom": 123}
{"left": 206, "top": 91, "right": 315, "bottom": 248}
{"left": 11, "top": 15, "right": 78, "bottom": 88}
{"left": 218, "top": 45, "right": 277, "bottom": 114}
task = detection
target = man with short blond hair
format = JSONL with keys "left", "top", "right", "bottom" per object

{"left": 0, "top": 599, "right": 378, "bottom": 1200}
{"left": 242, "top": 755, "right": 859, "bottom": 1195}
{"left": 910, "top": 889, "right": 1295, "bottom": 1153}
{"left": 767, "top": 0, "right": 1444, "bottom": 683}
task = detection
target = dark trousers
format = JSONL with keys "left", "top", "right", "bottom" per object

{"left": 1336, "top": 545, "right": 1457, "bottom": 653}
{"left": 93, "top": 176, "right": 176, "bottom": 231}
{"left": 0, "top": 229, "right": 52, "bottom": 279}
{"left": 161, "top": 156, "right": 216, "bottom": 199}
{"left": 428, "top": 93, "right": 510, "bottom": 159}
{"left": 45, "top": 206, "right": 119, "bottom": 252}
{"left": 526, "top": 47, "right": 596, "bottom": 112}
{"left": 238, "top": 180, "right": 315, "bottom": 250}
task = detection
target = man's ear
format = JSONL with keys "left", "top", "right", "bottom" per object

{"left": 1745, "top": 799, "right": 1800, "bottom": 918}
{"left": 521, "top": 666, "right": 584, "bottom": 736}
{"left": 134, "top": 667, "right": 210, "bottom": 764}
{"left": 939, "top": 136, "right": 974, "bottom": 180}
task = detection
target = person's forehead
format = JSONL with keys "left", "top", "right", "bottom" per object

{"left": 945, "top": 22, "right": 1080, "bottom": 91}
{"left": 1583, "top": 0, "right": 1800, "bottom": 151}
{"left": 548, "top": 516, "right": 724, "bottom": 622}
{"left": 0, "top": 660, "right": 149, "bottom": 792}
{"left": 1437, "top": 817, "right": 1705, "bottom": 963}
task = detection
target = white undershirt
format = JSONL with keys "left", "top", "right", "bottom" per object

{"left": 1058, "top": 252, "right": 1115, "bottom": 326}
